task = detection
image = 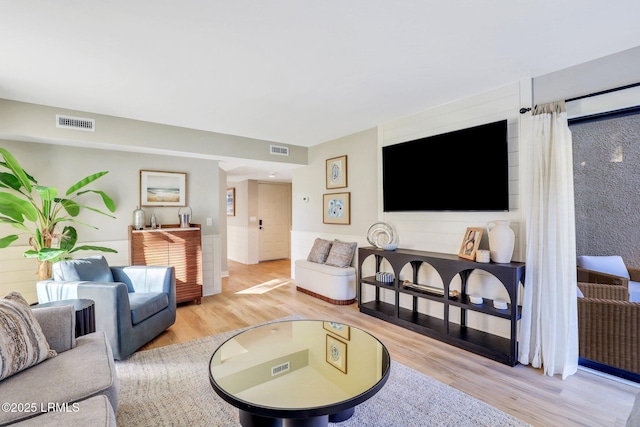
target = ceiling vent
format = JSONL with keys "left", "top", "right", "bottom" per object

{"left": 270, "top": 145, "right": 289, "bottom": 156}
{"left": 56, "top": 114, "right": 95, "bottom": 132}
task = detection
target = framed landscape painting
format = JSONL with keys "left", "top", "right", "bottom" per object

{"left": 140, "top": 170, "right": 187, "bottom": 207}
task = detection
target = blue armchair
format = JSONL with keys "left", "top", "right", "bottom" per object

{"left": 36, "top": 255, "right": 176, "bottom": 360}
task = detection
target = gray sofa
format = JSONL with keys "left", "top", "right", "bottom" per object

{"left": 0, "top": 304, "right": 118, "bottom": 426}
{"left": 36, "top": 256, "right": 177, "bottom": 360}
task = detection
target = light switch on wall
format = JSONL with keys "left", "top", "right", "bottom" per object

{"left": 206, "top": 218, "right": 212, "bottom": 226}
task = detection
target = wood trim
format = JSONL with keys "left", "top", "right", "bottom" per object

{"left": 296, "top": 286, "right": 355, "bottom": 305}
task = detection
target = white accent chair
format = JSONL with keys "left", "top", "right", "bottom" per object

{"left": 295, "top": 259, "right": 356, "bottom": 304}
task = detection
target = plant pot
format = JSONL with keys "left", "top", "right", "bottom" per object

{"left": 38, "top": 260, "right": 52, "bottom": 281}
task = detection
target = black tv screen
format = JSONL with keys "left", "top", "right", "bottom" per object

{"left": 382, "top": 120, "right": 509, "bottom": 212}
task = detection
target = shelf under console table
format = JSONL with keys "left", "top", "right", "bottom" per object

{"left": 357, "top": 246, "right": 525, "bottom": 366}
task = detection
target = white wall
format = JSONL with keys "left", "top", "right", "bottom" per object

{"left": 533, "top": 46, "right": 640, "bottom": 105}
{"left": 379, "top": 82, "right": 525, "bottom": 260}
{"left": 0, "top": 139, "right": 222, "bottom": 302}
{"left": 291, "top": 127, "right": 379, "bottom": 274}
{"left": 291, "top": 82, "right": 530, "bottom": 338}
{"left": 0, "top": 99, "right": 308, "bottom": 167}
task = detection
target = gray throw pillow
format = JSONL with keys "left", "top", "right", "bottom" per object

{"left": 307, "top": 238, "right": 333, "bottom": 264}
{"left": 325, "top": 240, "right": 357, "bottom": 268}
{"left": 0, "top": 292, "right": 56, "bottom": 381}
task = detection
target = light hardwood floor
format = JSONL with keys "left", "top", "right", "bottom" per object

{"left": 140, "top": 259, "right": 639, "bottom": 427}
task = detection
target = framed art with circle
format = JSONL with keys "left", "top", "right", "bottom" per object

{"left": 326, "top": 155, "right": 347, "bottom": 189}
{"left": 326, "top": 334, "right": 347, "bottom": 373}
{"left": 323, "top": 192, "right": 351, "bottom": 225}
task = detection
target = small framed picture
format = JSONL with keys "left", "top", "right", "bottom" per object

{"left": 458, "top": 227, "right": 483, "bottom": 260}
{"left": 226, "top": 188, "right": 236, "bottom": 216}
{"left": 326, "top": 335, "right": 347, "bottom": 373}
{"left": 323, "top": 321, "right": 350, "bottom": 341}
{"left": 323, "top": 192, "right": 350, "bottom": 225}
{"left": 140, "top": 170, "right": 187, "bottom": 207}
{"left": 326, "top": 155, "right": 348, "bottom": 189}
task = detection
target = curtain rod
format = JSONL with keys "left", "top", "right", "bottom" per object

{"left": 520, "top": 81, "right": 640, "bottom": 114}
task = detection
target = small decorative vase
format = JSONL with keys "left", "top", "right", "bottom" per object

{"left": 487, "top": 220, "right": 515, "bottom": 263}
{"left": 133, "top": 206, "right": 145, "bottom": 230}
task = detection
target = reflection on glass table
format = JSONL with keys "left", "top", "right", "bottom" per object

{"left": 209, "top": 320, "right": 390, "bottom": 427}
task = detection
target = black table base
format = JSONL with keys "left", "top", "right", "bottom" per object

{"left": 239, "top": 407, "right": 355, "bottom": 427}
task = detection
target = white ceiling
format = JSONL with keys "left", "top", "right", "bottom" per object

{"left": 2, "top": 1, "right": 640, "bottom": 181}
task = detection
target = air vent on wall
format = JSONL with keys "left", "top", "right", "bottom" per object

{"left": 56, "top": 114, "right": 95, "bottom": 132}
{"left": 270, "top": 145, "right": 289, "bottom": 156}
{"left": 271, "top": 361, "right": 290, "bottom": 376}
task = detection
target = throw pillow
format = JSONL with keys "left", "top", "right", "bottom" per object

{"left": 53, "top": 255, "right": 114, "bottom": 282}
{"left": 0, "top": 292, "right": 56, "bottom": 381}
{"left": 307, "top": 238, "right": 333, "bottom": 264}
{"left": 325, "top": 240, "right": 357, "bottom": 268}
{"left": 577, "top": 255, "right": 630, "bottom": 279}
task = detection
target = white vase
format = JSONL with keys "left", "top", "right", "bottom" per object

{"left": 487, "top": 220, "right": 515, "bottom": 263}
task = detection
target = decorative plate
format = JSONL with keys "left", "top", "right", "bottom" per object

{"left": 367, "top": 222, "right": 398, "bottom": 248}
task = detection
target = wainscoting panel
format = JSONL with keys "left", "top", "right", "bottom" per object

{"left": 0, "top": 234, "right": 221, "bottom": 304}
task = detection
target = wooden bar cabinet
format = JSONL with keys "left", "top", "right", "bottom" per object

{"left": 128, "top": 224, "right": 203, "bottom": 304}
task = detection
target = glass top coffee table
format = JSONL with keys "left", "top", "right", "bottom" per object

{"left": 209, "top": 320, "right": 390, "bottom": 427}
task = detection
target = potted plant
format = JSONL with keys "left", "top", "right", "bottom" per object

{"left": 0, "top": 147, "right": 117, "bottom": 280}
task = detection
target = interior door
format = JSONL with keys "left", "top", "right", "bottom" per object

{"left": 258, "top": 183, "right": 290, "bottom": 261}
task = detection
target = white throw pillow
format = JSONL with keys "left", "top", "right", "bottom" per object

{"left": 577, "top": 255, "right": 629, "bottom": 279}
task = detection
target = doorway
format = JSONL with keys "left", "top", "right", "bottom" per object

{"left": 258, "top": 182, "right": 291, "bottom": 261}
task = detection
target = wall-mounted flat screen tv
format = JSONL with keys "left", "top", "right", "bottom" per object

{"left": 382, "top": 119, "right": 509, "bottom": 212}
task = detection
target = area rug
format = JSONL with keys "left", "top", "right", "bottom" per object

{"left": 115, "top": 316, "right": 530, "bottom": 426}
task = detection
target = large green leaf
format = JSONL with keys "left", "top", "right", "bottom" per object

{"left": 76, "top": 189, "right": 116, "bottom": 212}
{"left": 0, "top": 235, "right": 19, "bottom": 248}
{"left": 35, "top": 185, "right": 58, "bottom": 201}
{"left": 23, "top": 249, "right": 38, "bottom": 258}
{"left": 23, "top": 248, "right": 67, "bottom": 261}
{"left": 0, "top": 207, "right": 26, "bottom": 224}
{"left": 0, "top": 172, "right": 21, "bottom": 191}
{"left": 59, "top": 226, "right": 77, "bottom": 252}
{"left": 69, "top": 245, "right": 118, "bottom": 254}
{"left": 0, "top": 216, "right": 29, "bottom": 232}
{"left": 60, "top": 198, "right": 80, "bottom": 217}
{"left": 75, "top": 204, "right": 116, "bottom": 219}
{"left": 65, "top": 171, "right": 108, "bottom": 196}
{"left": 34, "top": 248, "right": 68, "bottom": 261}
{"left": 0, "top": 192, "right": 38, "bottom": 222}
{"left": 0, "top": 148, "right": 32, "bottom": 192}
{"left": 33, "top": 228, "right": 45, "bottom": 250}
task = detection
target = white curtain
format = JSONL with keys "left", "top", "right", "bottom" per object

{"left": 518, "top": 101, "right": 579, "bottom": 379}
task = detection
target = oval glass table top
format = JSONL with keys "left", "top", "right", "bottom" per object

{"left": 209, "top": 320, "right": 390, "bottom": 419}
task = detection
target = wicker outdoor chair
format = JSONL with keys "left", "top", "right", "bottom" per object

{"left": 577, "top": 255, "right": 640, "bottom": 302}
{"left": 577, "top": 281, "right": 640, "bottom": 375}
